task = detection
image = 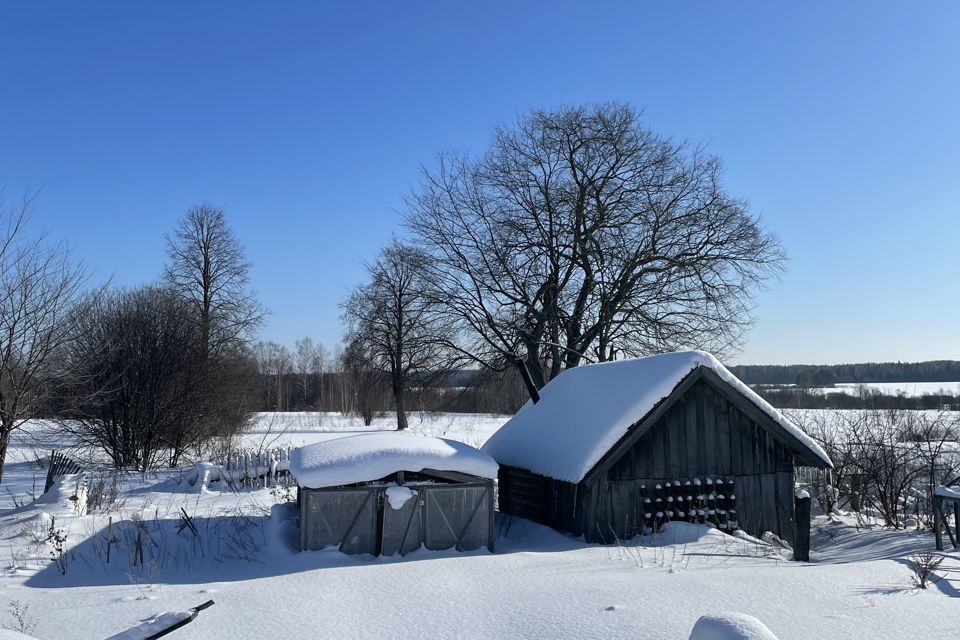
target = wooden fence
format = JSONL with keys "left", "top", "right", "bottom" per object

{"left": 43, "top": 450, "right": 85, "bottom": 493}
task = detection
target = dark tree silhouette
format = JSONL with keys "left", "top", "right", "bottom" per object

{"left": 342, "top": 239, "right": 452, "bottom": 430}
{"left": 165, "top": 204, "right": 263, "bottom": 357}
{"left": 405, "top": 103, "right": 784, "bottom": 388}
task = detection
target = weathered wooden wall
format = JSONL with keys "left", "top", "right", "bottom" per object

{"left": 596, "top": 378, "right": 798, "bottom": 545}
{"left": 497, "top": 377, "right": 800, "bottom": 545}
{"left": 498, "top": 466, "right": 589, "bottom": 536}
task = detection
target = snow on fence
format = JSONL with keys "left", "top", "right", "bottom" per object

{"left": 44, "top": 450, "right": 84, "bottom": 493}
{"left": 187, "top": 447, "right": 293, "bottom": 493}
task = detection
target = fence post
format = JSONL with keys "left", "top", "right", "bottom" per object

{"left": 934, "top": 497, "right": 943, "bottom": 551}
{"left": 954, "top": 502, "right": 960, "bottom": 550}
{"left": 794, "top": 492, "right": 811, "bottom": 562}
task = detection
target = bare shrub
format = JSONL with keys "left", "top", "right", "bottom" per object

{"left": 909, "top": 552, "right": 944, "bottom": 589}
{"left": 804, "top": 409, "right": 960, "bottom": 528}
{"left": 47, "top": 518, "right": 68, "bottom": 575}
{"left": 4, "top": 600, "right": 37, "bottom": 636}
{"left": 86, "top": 471, "right": 125, "bottom": 513}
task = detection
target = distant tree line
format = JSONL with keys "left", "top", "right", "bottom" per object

{"left": 754, "top": 387, "right": 959, "bottom": 412}
{"left": 248, "top": 341, "right": 530, "bottom": 419}
{"left": 730, "top": 361, "right": 960, "bottom": 386}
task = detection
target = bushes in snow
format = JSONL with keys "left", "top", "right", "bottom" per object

{"left": 909, "top": 552, "right": 944, "bottom": 589}
{"left": 56, "top": 286, "right": 259, "bottom": 471}
{"left": 796, "top": 409, "right": 960, "bottom": 528}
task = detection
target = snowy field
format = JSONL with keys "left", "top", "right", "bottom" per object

{"left": 819, "top": 381, "right": 960, "bottom": 397}
{"left": 241, "top": 411, "right": 508, "bottom": 450}
{"left": 756, "top": 381, "right": 960, "bottom": 397}
{"left": 0, "top": 413, "right": 957, "bottom": 639}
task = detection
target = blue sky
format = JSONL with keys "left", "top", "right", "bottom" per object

{"left": 1, "top": 1, "right": 957, "bottom": 365}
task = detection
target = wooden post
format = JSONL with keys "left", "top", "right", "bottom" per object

{"left": 954, "top": 502, "right": 960, "bottom": 550}
{"left": 106, "top": 517, "right": 114, "bottom": 564}
{"left": 793, "top": 494, "right": 811, "bottom": 562}
{"left": 934, "top": 498, "right": 943, "bottom": 551}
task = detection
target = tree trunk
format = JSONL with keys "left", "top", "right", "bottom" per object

{"left": 0, "top": 427, "right": 10, "bottom": 486}
{"left": 524, "top": 342, "right": 546, "bottom": 389}
{"left": 395, "top": 384, "right": 408, "bottom": 431}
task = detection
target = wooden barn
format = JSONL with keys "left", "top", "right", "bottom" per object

{"left": 483, "top": 351, "right": 832, "bottom": 548}
{"left": 289, "top": 432, "right": 498, "bottom": 555}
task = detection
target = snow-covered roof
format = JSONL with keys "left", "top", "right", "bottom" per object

{"left": 289, "top": 432, "right": 498, "bottom": 489}
{"left": 482, "top": 350, "right": 833, "bottom": 483}
{"left": 935, "top": 485, "right": 960, "bottom": 500}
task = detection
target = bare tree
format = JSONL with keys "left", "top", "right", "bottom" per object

{"left": 330, "top": 343, "right": 346, "bottom": 414}
{"left": 836, "top": 409, "right": 959, "bottom": 528}
{"left": 340, "top": 337, "right": 385, "bottom": 426}
{"left": 163, "top": 204, "right": 262, "bottom": 457}
{"left": 59, "top": 286, "right": 257, "bottom": 470}
{"left": 60, "top": 287, "right": 204, "bottom": 470}
{"left": 0, "top": 196, "right": 87, "bottom": 483}
{"left": 165, "top": 204, "right": 263, "bottom": 357}
{"left": 405, "top": 103, "right": 784, "bottom": 387}
{"left": 253, "top": 340, "right": 292, "bottom": 411}
{"left": 342, "top": 240, "right": 452, "bottom": 430}
{"left": 294, "top": 337, "right": 327, "bottom": 410}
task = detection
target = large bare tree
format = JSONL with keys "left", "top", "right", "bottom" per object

{"left": 165, "top": 204, "right": 263, "bottom": 357}
{"left": 405, "top": 103, "right": 784, "bottom": 387}
{"left": 0, "top": 196, "right": 87, "bottom": 483}
{"left": 342, "top": 240, "right": 452, "bottom": 430}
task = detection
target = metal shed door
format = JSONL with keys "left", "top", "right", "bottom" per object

{"left": 380, "top": 489, "right": 423, "bottom": 556}
{"left": 302, "top": 489, "right": 378, "bottom": 554}
{"left": 422, "top": 484, "right": 492, "bottom": 551}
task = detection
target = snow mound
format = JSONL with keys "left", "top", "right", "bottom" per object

{"left": 0, "top": 630, "right": 41, "bottom": 640}
{"left": 657, "top": 521, "right": 722, "bottom": 544}
{"left": 289, "top": 432, "right": 498, "bottom": 488}
{"left": 689, "top": 613, "right": 780, "bottom": 640}
{"left": 385, "top": 485, "right": 416, "bottom": 510}
{"left": 105, "top": 612, "right": 193, "bottom": 640}
{"left": 483, "top": 350, "right": 832, "bottom": 483}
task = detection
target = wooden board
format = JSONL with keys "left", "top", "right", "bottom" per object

{"left": 703, "top": 388, "right": 716, "bottom": 474}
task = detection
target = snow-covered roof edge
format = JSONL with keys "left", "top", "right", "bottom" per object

{"left": 483, "top": 350, "right": 832, "bottom": 482}
{"left": 935, "top": 485, "right": 960, "bottom": 500}
{"left": 289, "top": 432, "right": 499, "bottom": 489}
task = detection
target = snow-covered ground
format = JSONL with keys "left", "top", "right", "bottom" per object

{"left": 0, "top": 413, "right": 957, "bottom": 639}
{"left": 241, "top": 411, "right": 508, "bottom": 450}
{"left": 756, "top": 382, "right": 960, "bottom": 397}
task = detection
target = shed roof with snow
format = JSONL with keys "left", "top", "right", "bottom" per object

{"left": 482, "top": 350, "right": 832, "bottom": 484}
{"left": 289, "top": 432, "right": 499, "bottom": 489}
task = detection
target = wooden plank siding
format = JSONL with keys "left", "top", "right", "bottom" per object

{"left": 496, "top": 377, "right": 801, "bottom": 545}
